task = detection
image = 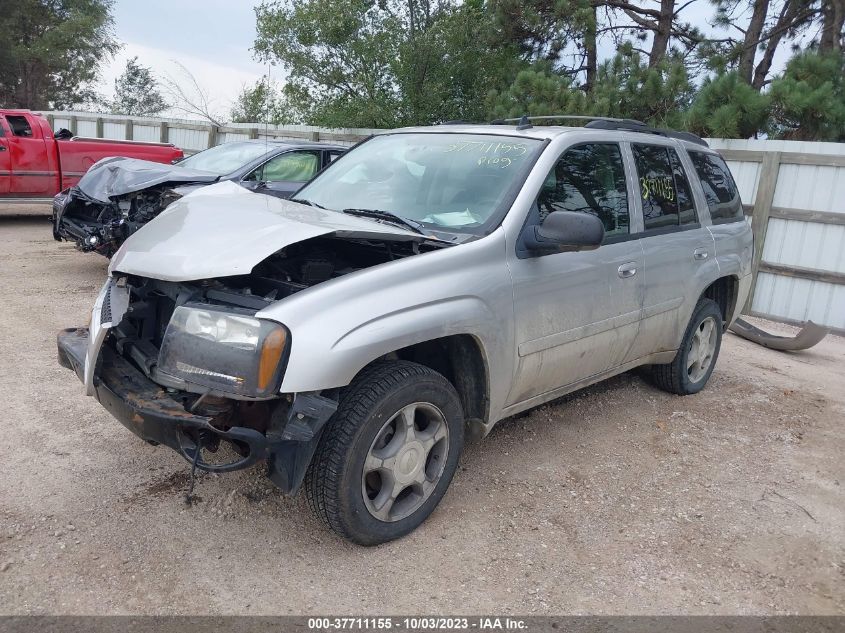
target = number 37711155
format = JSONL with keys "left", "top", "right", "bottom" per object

{"left": 443, "top": 141, "right": 528, "bottom": 169}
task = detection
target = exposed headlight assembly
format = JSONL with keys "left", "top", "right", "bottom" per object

{"left": 158, "top": 304, "right": 288, "bottom": 398}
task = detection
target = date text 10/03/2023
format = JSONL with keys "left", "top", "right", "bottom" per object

{"left": 307, "top": 616, "right": 528, "bottom": 630}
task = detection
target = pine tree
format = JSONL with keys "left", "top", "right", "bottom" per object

{"left": 590, "top": 48, "right": 694, "bottom": 128}
{"left": 769, "top": 50, "right": 845, "bottom": 141}
{"left": 486, "top": 67, "right": 588, "bottom": 120}
{"left": 110, "top": 57, "right": 168, "bottom": 116}
{"left": 687, "top": 71, "right": 770, "bottom": 138}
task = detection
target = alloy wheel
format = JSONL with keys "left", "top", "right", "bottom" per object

{"left": 687, "top": 316, "right": 718, "bottom": 383}
{"left": 361, "top": 402, "right": 449, "bottom": 522}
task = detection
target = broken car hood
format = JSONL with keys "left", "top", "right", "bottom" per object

{"left": 109, "top": 181, "right": 430, "bottom": 282}
{"left": 77, "top": 156, "right": 220, "bottom": 202}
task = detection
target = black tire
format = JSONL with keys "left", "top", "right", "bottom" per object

{"left": 651, "top": 298, "right": 723, "bottom": 395}
{"left": 304, "top": 360, "right": 465, "bottom": 545}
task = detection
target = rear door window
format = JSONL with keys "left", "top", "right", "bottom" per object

{"left": 537, "top": 143, "right": 630, "bottom": 239}
{"left": 688, "top": 151, "right": 744, "bottom": 223}
{"left": 633, "top": 144, "right": 698, "bottom": 231}
{"left": 6, "top": 116, "right": 33, "bottom": 137}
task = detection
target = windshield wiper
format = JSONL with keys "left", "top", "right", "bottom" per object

{"left": 341, "top": 208, "right": 426, "bottom": 235}
{"left": 290, "top": 197, "right": 327, "bottom": 210}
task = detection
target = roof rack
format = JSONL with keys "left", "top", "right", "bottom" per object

{"left": 491, "top": 115, "right": 646, "bottom": 126}
{"left": 490, "top": 114, "right": 708, "bottom": 147}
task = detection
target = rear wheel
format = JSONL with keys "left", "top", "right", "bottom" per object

{"left": 304, "top": 360, "right": 464, "bottom": 545}
{"left": 651, "top": 298, "right": 723, "bottom": 395}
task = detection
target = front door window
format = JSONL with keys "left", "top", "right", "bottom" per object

{"left": 537, "top": 143, "right": 630, "bottom": 240}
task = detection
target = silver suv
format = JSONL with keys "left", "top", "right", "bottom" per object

{"left": 57, "top": 118, "right": 753, "bottom": 545}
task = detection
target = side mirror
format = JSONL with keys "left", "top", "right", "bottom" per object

{"left": 241, "top": 179, "right": 267, "bottom": 191}
{"left": 522, "top": 211, "right": 605, "bottom": 255}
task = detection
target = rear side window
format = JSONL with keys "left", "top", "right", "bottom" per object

{"left": 688, "top": 151, "right": 743, "bottom": 223}
{"left": 538, "top": 143, "right": 629, "bottom": 239}
{"left": 632, "top": 144, "right": 698, "bottom": 231}
{"left": 6, "top": 115, "right": 33, "bottom": 137}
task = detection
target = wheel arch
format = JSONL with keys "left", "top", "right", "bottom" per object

{"left": 352, "top": 334, "right": 492, "bottom": 434}
{"left": 700, "top": 274, "right": 741, "bottom": 327}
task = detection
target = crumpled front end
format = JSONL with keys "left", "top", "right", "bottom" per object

{"left": 53, "top": 185, "right": 185, "bottom": 257}
{"left": 53, "top": 156, "right": 221, "bottom": 257}
{"left": 56, "top": 276, "right": 337, "bottom": 493}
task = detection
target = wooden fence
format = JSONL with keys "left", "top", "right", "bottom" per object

{"left": 40, "top": 111, "right": 375, "bottom": 153}
{"left": 36, "top": 112, "right": 845, "bottom": 332}
{"left": 708, "top": 139, "right": 845, "bottom": 332}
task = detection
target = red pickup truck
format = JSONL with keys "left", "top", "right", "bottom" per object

{"left": 0, "top": 110, "right": 183, "bottom": 201}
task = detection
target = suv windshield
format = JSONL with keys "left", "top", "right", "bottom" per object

{"left": 178, "top": 142, "right": 272, "bottom": 175}
{"left": 294, "top": 133, "right": 543, "bottom": 235}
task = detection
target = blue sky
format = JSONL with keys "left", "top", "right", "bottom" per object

{"left": 99, "top": 0, "right": 268, "bottom": 117}
{"left": 110, "top": 0, "right": 263, "bottom": 76}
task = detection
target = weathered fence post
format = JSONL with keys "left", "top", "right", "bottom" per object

{"left": 159, "top": 122, "right": 169, "bottom": 143}
{"left": 69, "top": 116, "right": 78, "bottom": 136}
{"left": 208, "top": 125, "right": 219, "bottom": 148}
{"left": 125, "top": 118, "right": 134, "bottom": 141}
{"left": 95, "top": 117, "right": 104, "bottom": 138}
{"left": 744, "top": 151, "right": 782, "bottom": 313}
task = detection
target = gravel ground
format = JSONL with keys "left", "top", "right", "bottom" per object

{"left": 1, "top": 205, "right": 843, "bottom": 615}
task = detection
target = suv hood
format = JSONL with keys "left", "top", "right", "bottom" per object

{"left": 78, "top": 156, "right": 220, "bottom": 202}
{"left": 109, "top": 181, "right": 431, "bottom": 282}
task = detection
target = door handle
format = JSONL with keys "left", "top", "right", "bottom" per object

{"left": 693, "top": 248, "right": 709, "bottom": 260}
{"left": 618, "top": 262, "right": 638, "bottom": 278}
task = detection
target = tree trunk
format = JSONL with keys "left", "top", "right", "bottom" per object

{"left": 585, "top": 4, "right": 598, "bottom": 90}
{"left": 649, "top": 0, "right": 675, "bottom": 67}
{"left": 753, "top": 0, "right": 797, "bottom": 89}
{"left": 739, "top": 0, "right": 770, "bottom": 84}
{"left": 819, "top": 0, "right": 845, "bottom": 52}
{"left": 752, "top": 0, "right": 822, "bottom": 90}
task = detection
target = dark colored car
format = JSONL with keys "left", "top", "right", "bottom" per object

{"left": 53, "top": 139, "right": 346, "bottom": 256}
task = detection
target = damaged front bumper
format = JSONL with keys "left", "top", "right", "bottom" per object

{"left": 52, "top": 188, "right": 113, "bottom": 254}
{"left": 57, "top": 327, "right": 337, "bottom": 493}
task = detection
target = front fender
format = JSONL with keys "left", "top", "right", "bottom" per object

{"left": 288, "top": 296, "right": 499, "bottom": 393}
{"left": 256, "top": 230, "right": 514, "bottom": 398}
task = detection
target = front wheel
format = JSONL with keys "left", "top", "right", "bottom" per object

{"left": 304, "top": 360, "right": 465, "bottom": 545}
{"left": 651, "top": 298, "right": 723, "bottom": 395}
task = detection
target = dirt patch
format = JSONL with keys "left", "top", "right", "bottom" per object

{"left": 0, "top": 209, "right": 843, "bottom": 615}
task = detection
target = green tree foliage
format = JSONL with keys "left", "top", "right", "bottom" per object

{"left": 768, "top": 50, "right": 845, "bottom": 141}
{"left": 687, "top": 71, "right": 771, "bottom": 138}
{"left": 489, "top": 50, "right": 693, "bottom": 128}
{"left": 109, "top": 57, "right": 168, "bottom": 116}
{"left": 491, "top": 0, "right": 593, "bottom": 65}
{"left": 230, "top": 76, "right": 290, "bottom": 124}
{"left": 0, "top": 0, "right": 119, "bottom": 109}
{"left": 253, "top": 0, "right": 513, "bottom": 127}
{"left": 590, "top": 49, "right": 694, "bottom": 128}
{"left": 704, "top": 0, "right": 822, "bottom": 90}
{"left": 487, "top": 66, "right": 587, "bottom": 119}
{"left": 249, "top": 0, "right": 841, "bottom": 139}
